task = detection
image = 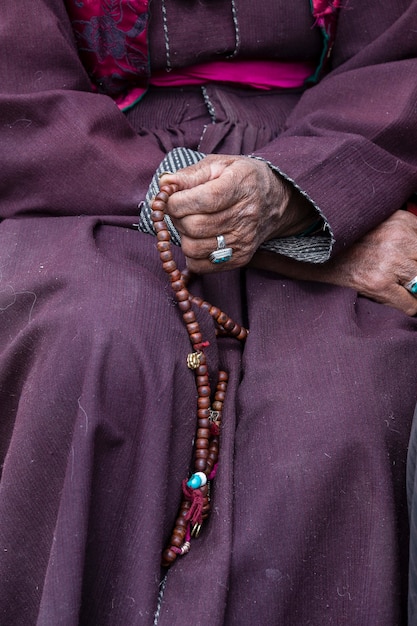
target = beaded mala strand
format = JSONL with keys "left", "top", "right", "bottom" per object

{"left": 150, "top": 184, "right": 248, "bottom": 568}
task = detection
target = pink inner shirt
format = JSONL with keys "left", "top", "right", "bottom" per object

{"left": 150, "top": 59, "right": 316, "bottom": 90}
{"left": 118, "top": 59, "right": 316, "bottom": 110}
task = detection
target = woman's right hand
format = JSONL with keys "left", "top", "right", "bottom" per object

{"left": 251, "top": 210, "right": 417, "bottom": 316}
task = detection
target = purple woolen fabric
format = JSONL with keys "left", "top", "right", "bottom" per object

{"left": 1, "top": 0, "right": 417, "bottom": 624}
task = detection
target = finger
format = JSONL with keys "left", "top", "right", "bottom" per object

{"left": 366, "top": 282, "right": 417, "bottom": 316}
{"left": 403, "top": 275, "right": 417, "bottom": 297}
{"left": 181, "top": 231, "right": 254, "bottom": 266}
{"left": 161, "top": 158, "right": 246, "bottom": 219}
{"left": 159, "top": 155, "right": 234, "bottom": 191}
{"left": 172, "top": 210, "right": 230, "bottom": 241}
{"left": 168, "top": 176, "right": 240, "bottom": 219}
{"left": 184, "top": 252, "right": 243, "bottom": 274}
{"left": 394, "top": 284, "right": 417, "bottom": 316}
{"left": 173, "top": 203, "right": 253, "bottom": 241}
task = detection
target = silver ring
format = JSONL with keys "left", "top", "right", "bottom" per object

{"left": 216, "top": 235, "right": 226, "bottom": 249}
{"left": 209, "top": 234, "right": 233, "bottom": 264}
{"left": 405, "top": 276, "right": 417, "bottom": 295}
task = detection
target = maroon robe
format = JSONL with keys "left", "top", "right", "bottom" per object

{"left": 1, "top": 1, "right": 417, "bottom": 624}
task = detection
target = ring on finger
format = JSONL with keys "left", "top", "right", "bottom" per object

{"left": 404, "top": 276, "right": 417, "bottom": 295}
{"left": 209, "top": 234, "right": 233, "bottom": 264}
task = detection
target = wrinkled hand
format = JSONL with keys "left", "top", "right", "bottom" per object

{"left": 251, "top": 210, "right": 417, "bottom": 316}
{"left": 159, "top": 154, "right": 316, "bottom": 273}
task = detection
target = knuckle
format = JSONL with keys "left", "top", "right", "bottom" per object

{"left": 368, "top": 274, "right": 391, "bottom": 294}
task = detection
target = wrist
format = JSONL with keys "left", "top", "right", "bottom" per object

{"left": 272, "top": 182, "right": 322, "bottom": 238}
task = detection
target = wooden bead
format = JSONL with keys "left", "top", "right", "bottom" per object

{"left": 237, "top": 328, "right": 248, "bottom": 340}
{"left": 154, "top": 221, "right": 169, "bottom": 233}
{"left": 197, "top": 386, "right": 210, "bottom": 397}
{"left": 197, "top": 414, "right": 210, "bottom": 424}
{"left": 157, "top": 241, "right": 170, "bottom": 252}
{"left": 217, "top": 312, "right": 228, "bottom": 325}
{"left": 196, "top": 375, "right": 209, "bottom": 387}
{"left": 182, "top": 310, "right": 196, "bottom": 324}
{"left": 197, "top": 428, "right": 211, "bottom": 439}
{"left": 208, "top": 449, "right": 217, "bottom": 462}
{"left": 223, "top": 319, "right": 235, "bottom": 332}
{"left": 196, "top": 438, "right": 209, "bottom": 449}
{"left": 175, "top": 516, "right": 188, "bottom": 529}
{"left": 171, "top": 533, "right": 185, "bottom": 548}
{"left": 177, "top": 300, "right": 191, "bottom": 312}
{"left": 151, "top": 209, "right": 165, "bottom": 222}
{"left": 175, "top": 289, "right": 189, "bottom": 302}
{"left": 190, "top": 332, "right": 203, "bottom": 344}
{"left": 157, "top": 230, "right": 170, "bottom": 241}
{"left": 171, "top": 280, "right": 184, "bottom": 292}
{"left": 210, "top": 306, "right": 221, "bottom": 318}
{"left": 198, "top": 397, "right": 211, "bottom": 409}
{"left": 156, "top": 190, "right": 169, "bottom": 203}
{"left": 159, "top": 250, "right": 173, "bottom": 263}
{"left": 169, "top": 269, "right": 182, "bottom": 282}
{"left": 162, "top": 548, "right": 177, "bottom": 567}
{"left": 195, "top": 458, "right": 207, "bottom": 472}
{"left": 163, "top": 260, "right": 178, "bottom": 274}
{"left": 187, "top": 322, "right": 200, "bottom": 335}
{"left": 208, "top": 452, "right": 218, "bottom": 465}
{"left": 151, "top": 199, "right": 167, "bottom": 212}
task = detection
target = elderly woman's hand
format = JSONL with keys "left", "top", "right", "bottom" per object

{"left": 159, "top": 154, "right": 317, "bottom": 273}
{"left": 251, "top": 209, "right": 417, "bottom": 316}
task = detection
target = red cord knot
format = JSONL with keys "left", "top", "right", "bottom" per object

{"left": 194, "top": 341, "right": 210, "bottom": 351}
{"left": 182, "top": 480, "right": 204, "bottom": 526}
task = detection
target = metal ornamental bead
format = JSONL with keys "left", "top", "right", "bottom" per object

{"left": 187, "top": 352, "right": 202, "bottom": 369}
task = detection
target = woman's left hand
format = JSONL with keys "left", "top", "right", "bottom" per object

{"left": 251, "top": 209, "right": 417, "bottom": 316}
{"left": 159, "top": 154, "right": 317, "bottom": 273}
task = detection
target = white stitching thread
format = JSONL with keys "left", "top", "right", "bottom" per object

{"left": 161, "top": 0, "right": 172, "bottom": 71}
{"left": 153, "top": 575, "right": 168, "bottom": 625}
{"left": 201, "top": 86, "right": 216, "bottom": 123}
{"left": 227, "top": 0, "right": 241, "bottom": 58}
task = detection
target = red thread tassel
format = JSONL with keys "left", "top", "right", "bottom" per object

{"left": 182, "top": 480, "right": 204, "bottom": 525}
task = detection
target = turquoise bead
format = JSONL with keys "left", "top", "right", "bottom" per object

{"left": 187, "top": 472, "right": 207, "bottom": 489}
{"left": 187, "top": 474, "right": 202, "bottom": 489}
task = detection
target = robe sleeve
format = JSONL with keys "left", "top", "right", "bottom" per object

{"left": 0, "top": 1, "right": 166, "bottom": 219}
{"left": 253, "top": 0, "right": 417, "bottom": 257}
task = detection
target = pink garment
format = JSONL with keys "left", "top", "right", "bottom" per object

{"left": 117, "top": 59, "right": 315, "bottom": 110}
{"left": 149, "top": 59, "right": 316, "bottom": 90}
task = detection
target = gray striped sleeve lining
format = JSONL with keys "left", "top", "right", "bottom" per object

{"left": 138, "top": 147, "right": 206, "bottom": 246}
